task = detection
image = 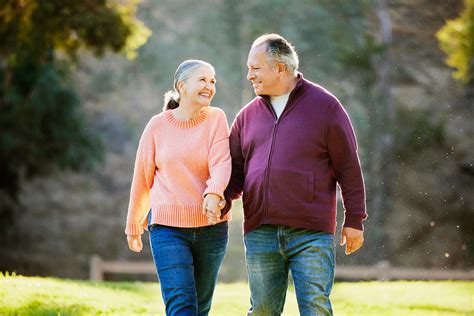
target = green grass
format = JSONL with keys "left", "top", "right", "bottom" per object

{"left": 0, "top": 275, "right": 472, "bottom": 315}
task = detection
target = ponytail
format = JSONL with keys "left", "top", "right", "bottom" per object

{"left": 163, "top": 90, "right": 180, "bottom": 111}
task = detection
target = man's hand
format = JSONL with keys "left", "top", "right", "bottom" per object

{"left": 127, "top": 234, "right": 143, "bottom": 252}
{"left": 218, "top": 199, "right": 226, "bottom": 211}
{"left": 340, "top": 227, "right": 364, "bottom": 255}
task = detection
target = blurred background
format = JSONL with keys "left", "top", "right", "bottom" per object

{"left": 0, "top": 0, "right": 472, "bottom": 282}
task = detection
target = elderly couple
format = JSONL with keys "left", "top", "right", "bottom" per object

{"left": 124, "top": 33, "right": 367, "bottom": 316}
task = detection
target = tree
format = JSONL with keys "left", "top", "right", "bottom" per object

{"left": 436, "top": 0, "right": 474, "bottom": 86}
{"left": 366, "top": 0, "right": 394, "bottom": 263}
{"left": 0, "top": 0, "right": 151, "bottom": 227}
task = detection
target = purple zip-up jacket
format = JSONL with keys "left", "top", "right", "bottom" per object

{"left": 224, "top": 74, "right": 367, "bottom": 234}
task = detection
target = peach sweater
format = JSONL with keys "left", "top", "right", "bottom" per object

{"left": 125, "top": 106, "right": 231, "bottom": 235}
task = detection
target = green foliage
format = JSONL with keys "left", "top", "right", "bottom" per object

{"left": 337, "top": 34, "right": 385, "bottom": 88}
{"left": 0, "top": 271, "right": 17, "bottom": 277}
{"left": 0, "top": 1, "right": 150, "bottom": 224}
{"left": 0, "top": 276, "right": 472, "bottom": 315}
{"left": 436, "top": 0, "right": 474, "bottom": 84}
{"left": 0, "top": 62, "right": 103, "bottom": 194}
{"left": 393, "top": 107, "right": 445, "bottom": 156}
{"left": 0, "top": 0, "right": 151, "bottom": 62}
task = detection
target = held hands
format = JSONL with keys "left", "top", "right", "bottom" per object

{"left": 202, "top": 193, "right": 226, "bottom": 225}
{"left": 127, "top": 234, "right": 143, "bottom": 252}
{"left": 340, "top": 227, "right": 364, "bottom": 255}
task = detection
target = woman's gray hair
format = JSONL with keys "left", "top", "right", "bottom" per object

{"left": 251, "top": 33, "right": 299, "bottom": 73}
{"left": 163, "top": 59, "right": 215, "bottom": 110}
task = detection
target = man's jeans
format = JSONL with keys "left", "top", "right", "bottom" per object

{"left": 244, "top": 224, "right": 335, "bottom": 316}
{"left": 149, "top": 221, "right": 228, "bottom": 316}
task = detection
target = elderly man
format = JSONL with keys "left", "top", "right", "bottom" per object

{"left": 223, "top": 33, "right": 368, "bottom": 315}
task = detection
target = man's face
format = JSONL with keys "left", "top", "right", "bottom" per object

{"left": 246, "top": 44, "right": 280, "bottom": 97}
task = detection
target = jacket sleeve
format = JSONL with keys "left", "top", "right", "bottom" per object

{"left": 125, "top": 119, "right": 156, "bottom": 236}
{"left": 203, "top": 109, "right": 232, "bottom": 198}
{"left": 326, "top": 102, "right": 367, "bottom": 230}
{"left": 222, "top": 114, "right": 245, "bottom": 216}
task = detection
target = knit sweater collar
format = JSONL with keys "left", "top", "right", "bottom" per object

{"left": 165, "top": 106, "right": 210, "bottom": 128}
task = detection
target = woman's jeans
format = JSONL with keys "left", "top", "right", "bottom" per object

{"left": 244, "top": 224, "right": 335, "bottom": 316}
{"left": 149, "top": 221, "right": 228, "bottom": 316}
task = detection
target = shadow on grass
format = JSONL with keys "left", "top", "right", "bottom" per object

{"left": 54, "top": 277, "right": 159, "bottom": 294}
{"left": 352, "top": 302, "right": 469, "bottom": 315}
{"left": 405, "top": 304, "right": 468, "bottom": 314}
{"left": 7, "top": 300, "right": 150, "bottom": 316}
{"left": 8, "top": 300, "right": 95, "bottom": 316}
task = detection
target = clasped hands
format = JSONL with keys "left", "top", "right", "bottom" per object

{"left": 202, "top": 193, "right": 226, "bottom": 225}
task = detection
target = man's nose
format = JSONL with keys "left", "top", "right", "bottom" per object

{"left": 247, "top": 70, "right": 255, "bottom": 81}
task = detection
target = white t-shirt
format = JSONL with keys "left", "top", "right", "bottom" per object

{"left": 270, "top": 92, "right": 291, "bottom": 118}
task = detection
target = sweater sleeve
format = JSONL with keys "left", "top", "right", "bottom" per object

{"left": 203, "top": 109, "right": 232, "bottom": 198}
{"left": 125, "top": 119, "right": 157, "bottom": 236}
{"left": 326, "top": 102, "right": 367, "bottom": 231}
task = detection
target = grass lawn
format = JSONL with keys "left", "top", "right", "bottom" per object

{"left": 0, "top": 275, "right": 472, "bottom": 315}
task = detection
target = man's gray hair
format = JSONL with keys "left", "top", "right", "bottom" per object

{"left": 252, "top": 34, "right": 299, "bottom": 73}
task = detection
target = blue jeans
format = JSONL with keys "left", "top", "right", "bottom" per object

{"left": 244, "top": 224, "right": 335, "bottom": 316}
{"left": 149, "top": 221, "right": 228, "bottom": 316}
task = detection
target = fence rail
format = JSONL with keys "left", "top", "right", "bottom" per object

{"left": 335, "top": 265, "right": 474, "bottom": 281}
{"left": 89, "top": 255, "right": 474, "bottom": 282}
{"left": 89, "top": 256, "right": 155, "bottom": 281}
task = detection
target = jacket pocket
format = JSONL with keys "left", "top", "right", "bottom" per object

{"left": 269, "top": 169, "right": 314, "bottom": 204}
{"left": 267, "top": 169, "right": 317, "bottom": 220}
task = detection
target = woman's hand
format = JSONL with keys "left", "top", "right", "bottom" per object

{"left": 127, "top": 234, "right": 143, "bottom": 252}
{"left": 202, "top": 193, "right": 222, "bottom": 225}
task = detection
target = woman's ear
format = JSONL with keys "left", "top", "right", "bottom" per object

{"left": 177, "top": 80, "right": 186, "bottom": 95}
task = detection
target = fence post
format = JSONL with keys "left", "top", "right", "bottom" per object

{"left": 90, "top": 255, "right": 103, "bottom": 281}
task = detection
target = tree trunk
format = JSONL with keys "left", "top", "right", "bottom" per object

{"left": 366, "top": 0, "right": 394, "bottom": 262}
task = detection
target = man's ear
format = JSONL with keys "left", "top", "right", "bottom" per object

{"left": 276, "top": 62, "right": 287, "bottom": 74}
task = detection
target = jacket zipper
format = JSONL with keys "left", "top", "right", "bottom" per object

{"left": 262, "top": 101, "right": 279, "bottom": 223}
{"left": 260, "top": 81, "right": 301, "bottom": 222}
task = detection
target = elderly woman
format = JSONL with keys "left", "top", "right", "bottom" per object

{"left": 125, "top": 59, "right": 231, "bottom": 316}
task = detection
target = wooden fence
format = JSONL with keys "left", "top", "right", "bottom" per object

{"left": 334, "top": 265, "right": 474, "bottom": 281}
{"left": 89, "top": 256, "right": 155, "bottom": 281}
{"left": 89, "top": 255, "right": 474, "bottom": 282}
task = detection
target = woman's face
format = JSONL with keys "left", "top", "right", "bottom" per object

{"left": 179, "top": 65, "right": 216, "bottom": 107}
